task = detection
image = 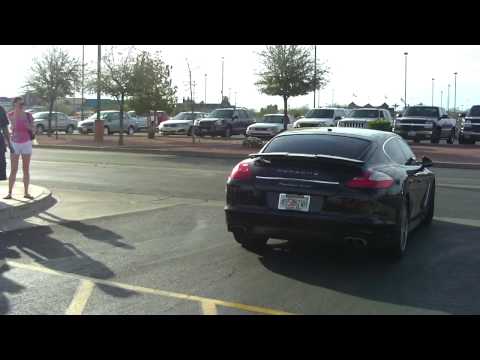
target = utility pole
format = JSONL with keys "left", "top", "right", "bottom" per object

{"left": 447, "top": 84, "right": 450, "bottom": 112}
{"left": 81, "top": 45, "right": 85, "bottom": 121}
{"left": 431, "top": 78, "right": 435, "bottom": 106}
{"left": 204, "top": 73, "right": 207, "bottom": 104}
{"left": 454, "top": 72, "right": 458, "bottom": 113}
{"left": 404, "top": 52, "right": 408, "bottom": 108}
{"left": 440, "top": 90, "right": 443, "bottom": 108}
{"left": 313, "top": 45, "right": 317, "bottom": 108}
{"left": 193, "top": 81, "right": 196, "bottom": 103}
{"left": 221, "top": 57, "right": 224, "bottom": 103}
{"left": 187, "top": 59, "right": 196, "bottom": 144}
{"left": 95, "top": 45, "right": 103, "bottom": 144}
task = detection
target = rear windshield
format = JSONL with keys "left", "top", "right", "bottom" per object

{"left": 262, "top": 134, "right": 371, "bottom": 160}
{"left": 404, "top": 107, "right": 439, "bottom": 118}
{"left": 305, "top": 109, "right": 334, "bottom": 118}
{"left": 262, "top": 115, "right": 284, "bottom": 124}
{"left": 468, "top": 106, "right": 480, "bottom": 117}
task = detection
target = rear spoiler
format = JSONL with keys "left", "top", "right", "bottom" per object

{"left": 249, "top": 152, "right": 365, "bottom": 166}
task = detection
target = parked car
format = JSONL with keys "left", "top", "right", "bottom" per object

{"left": 33, "top": 112, "right": 77, "bottom": 134}
{"left": 337, "top": 108, "right": 393, "bottom": 129}
{"left": 458, "top": 105, "right": 480, "bottom": 144}
{"left": 394, "top": 106, "right": 456, "bottom": 144}
{"left": 196, "top": 108, "right": 255, "bottom": 138}
{"left": 293, "top": 108, "right": 348, "bottom": 128}
{"left": 246, "top": 114, "right": 294, "bottom": 139}
{"left": 159, "top": 112, "right": 207, "bottom": 136}
{"left": 78, "top": 111, "right": 138, "bottom": 135}
{"left": 225, "top": 127, "right": 435, "bottom": 259}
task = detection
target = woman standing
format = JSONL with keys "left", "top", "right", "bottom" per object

{"left": 4, "top": 97, "right": 34, "bottom": 200}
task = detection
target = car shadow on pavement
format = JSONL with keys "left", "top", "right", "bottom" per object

{"left": 257, "top": 219, "right": 480, "bottom": 314}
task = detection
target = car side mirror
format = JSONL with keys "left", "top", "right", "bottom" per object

{"left": 421, "top": 156, "right": 433, "bottom": 168}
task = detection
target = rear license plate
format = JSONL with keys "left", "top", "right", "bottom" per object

{"left": 278, "top": 194, "right": 311, "bottom": 212}
{"left": 408, "top": 131, "right": 416, "bottom": 137}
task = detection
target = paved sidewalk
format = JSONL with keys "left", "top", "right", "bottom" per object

{"left": 0, "top": 183, "right": 53, "bottom": 225}
{"left": 35, "top": 134, "right": 480, "bottom": 169}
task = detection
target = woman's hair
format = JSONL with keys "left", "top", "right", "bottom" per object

{"left": 12, "top": 97, "right": 24, "bottom": 105}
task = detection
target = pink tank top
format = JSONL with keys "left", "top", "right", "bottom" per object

{"left": 8, "top": 111, "right": 32, "bottom": 143}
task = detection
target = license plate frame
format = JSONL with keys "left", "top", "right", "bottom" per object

{"left": 278, "top": 193, "right": 311, "bottom": 212}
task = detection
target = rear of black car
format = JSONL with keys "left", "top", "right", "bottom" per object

{"left": 225, "top": 131, "right": 403, "bottom": 248}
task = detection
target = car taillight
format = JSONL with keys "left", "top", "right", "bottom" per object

{"left": 228, "top": 161, "right": 252, "bottom": 181}
{"left": 346, "top": 171, "right": 394, "bottom": 189}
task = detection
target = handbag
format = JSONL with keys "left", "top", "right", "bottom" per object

{"left": 26, "top": 113, "right": 35, "bottom": 141}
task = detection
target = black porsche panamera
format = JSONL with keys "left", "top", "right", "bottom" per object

{"left": 225, "top": 127, "right": 435, "bottom": 258}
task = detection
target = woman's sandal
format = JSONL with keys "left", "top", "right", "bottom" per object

{"left": 24, "top": 194, "right": 34, "bottom": 200}
{"left": 3, "top": 194, "right": 12, "bottom": 200}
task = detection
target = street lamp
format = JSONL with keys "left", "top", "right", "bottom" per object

{"left": 447, "top": 84, "right": 450, "bottom": 112}
{"left": 204, "top": 73, "right": 207, "bottom": 104}
{"left": 95, "top": 44, "right": 103, "bottom": 144}
{"left": 440, "top": 90, "right": 443, "bottom": 108}
{"left": 313, "top": 45, "right": 317, "bottom": 108}
{"left": 81, "top": 45, "right": 85, "bottom": 121}
{"left": 431, "top": 78, "right": 435, "bottom": 106}
{"left": 404, "top": 52, "right": 408, "bottom": 108}
{"left": 454, "top": 72, "right": 458, "bottom": 113}
{"left": 221, "top": 57, "right": 224, "bottom": 103}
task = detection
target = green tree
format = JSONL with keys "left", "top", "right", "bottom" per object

{"left": 25, "top": 47, "right": 81, "bottom": 138}
{"left": 88, "top": 46, "right": 137, "bottom": 145}
{"left": 256, "top": 45, "right": 328, "bottom": 119}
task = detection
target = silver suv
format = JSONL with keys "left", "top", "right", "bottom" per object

{"left": 394, "top": 106, "right": 457, "bottom": 144}
{"left": 293, "top": 108, "right": 347, "bottom": 128}
{"left": 33, "top": 112, "right": 77, "bottom": 134}
{"left": 78, "top": 111, "right": 138, "bottom": 135}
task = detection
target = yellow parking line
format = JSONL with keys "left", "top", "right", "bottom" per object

{"left": 6, "top": 260, "right": 295, "bottom": 315}
{"left": 65, "top": 280, "right": 95, "bottom": 315}
{"left": 201, "top": 301, "right": 218, "bottom": 315}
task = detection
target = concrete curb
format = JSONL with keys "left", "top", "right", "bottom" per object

{"left": 0, "top": 185, "right": 54, "bottom": 223}
{"left": 35, "top": 144, "right": 480, "bottom": 169}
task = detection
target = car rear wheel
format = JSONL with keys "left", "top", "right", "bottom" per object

{"left": 233, "top": 231, "right": 268, "bottom": 251}
{"left": 423, "top": 181, "right": 435, "bottom": 226}
{"left": 446, "top": 129, "right": 455, "bottom": 144}
{"left": 187, "top": 127, "right": 193, "bottom": 136}
{"left": 430, "top": 127, "right": 441, "bottom": 144}
{"left": 386, "top": 199, "right": 409, "bottom": 259}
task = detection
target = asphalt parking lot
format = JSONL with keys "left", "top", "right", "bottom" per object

{"left": 1, "top": 149, "right": 480, "bottom": 315}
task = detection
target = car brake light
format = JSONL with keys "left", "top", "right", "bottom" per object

{"left": 229, "top": 161, "right": 252, "bottom": 181}
{"left": 346, "top": 171, "right": 394, "bottom": 189}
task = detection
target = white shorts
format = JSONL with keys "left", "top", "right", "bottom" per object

{"left": 12, "top": 141, "right": 32, "bottom": 155}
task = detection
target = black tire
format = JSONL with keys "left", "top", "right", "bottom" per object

{"left": 459, "top": 135, "right": 466, "bottom": 144}
{"left": 233, "top": 231, "right": 268, "bottom": 251}
{"left": 423, "top": 181, "right": 435, "bottom": 226}
{"left": 223, "top": 126, "right": 232, "bottom": 138}
{"left": 446, "top": 129, "right": 455, "bottom": 144}
{"left": 36, "top": 124, "right": 44, "bottom": 135}
{"left": 430, "top": 127, "right": 441, "bottom": 144}
{"left": 66, "top": 125, "right": 74, "bottom": 134}
{"left": 386, "top": 199, "right": 409, "bottom": 259}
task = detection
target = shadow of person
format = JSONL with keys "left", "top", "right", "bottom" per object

{"left": 256, "top": 220, "right": 480, "bottom": 314}
{"left": 34, "top": 212, "right": 135, "bottom": 250}
{"left": 0, "top": 245, "right": 25, "bottom": 314}
{"left": 0, "top": 223, "right": 136, "bottom": 301}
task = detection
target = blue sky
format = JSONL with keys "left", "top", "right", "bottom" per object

{"left": 0, "top": 45, "right": 478, "bottom": 111}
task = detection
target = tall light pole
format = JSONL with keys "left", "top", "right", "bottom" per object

{"left": 81, "top": 45, "right": 85, "bottom": 121}
{"left": 313, "top": 45, "right": 317, "bottom": 108}
{"left": 221, "top": 57, "right": 224, "bottom": 103}
{"left": 447, "top": 84, "right": 450, "bottom": 112}
{"left": 95, "top": 44, "right": 103, "bottom": 144}
{"left": 454, "top": 72, "right": 458, "bottom": 113}
{"left": 404, "top": 52, "right": 408, "bottom": 108}
{"left": 204, "top": 73, "right": 207, "bottom": 104}
{"left": 431, "top": 78, "right": 435, "bottom": 106}
{"left": 440, "top": 90, "right": 443, "bottom": 108}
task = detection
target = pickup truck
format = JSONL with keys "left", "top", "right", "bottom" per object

{"left": 394, "top": 106, "right": 457, "bottom": 144}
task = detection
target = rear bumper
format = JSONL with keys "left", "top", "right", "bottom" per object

{"left": 395, "top": 129, "right": 432, "bottom": 140}
{"left": 225, "top": 205, "right": 398, "bottom": 247}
